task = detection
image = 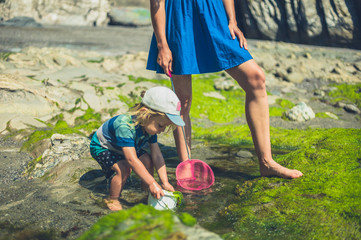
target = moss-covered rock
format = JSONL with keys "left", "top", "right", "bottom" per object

{"left": 194, "top": 124, "right": 361, "bottom": 239}
{"left": 77, "top": 204, "right": 221, "bottom": 240}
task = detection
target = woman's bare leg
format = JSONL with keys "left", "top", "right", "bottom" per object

{"left": 226, "top": 60, "right": 303, "bottom": 179}
{"left": 171, "top": 74, "right": 192, "bottom": 162}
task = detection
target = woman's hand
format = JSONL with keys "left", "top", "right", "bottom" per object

{"left": 149, "top": 181, "right": 164, "bottom": 199}
{"left": 162, "top": 182, "right": 175, "bottom": 192}
{"left": 228, "top": 20, "right": 248, "bottom": 50}
{"left": 157, "top": 46, "right": 173, "bottom": 77}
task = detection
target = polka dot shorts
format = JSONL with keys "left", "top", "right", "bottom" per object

{"left": 92, "top": 149, "right": 147, "bottom": 178}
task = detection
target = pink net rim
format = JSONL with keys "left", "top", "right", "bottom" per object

{"left": 176, "top": 159, "right": 215, "bottom": 191}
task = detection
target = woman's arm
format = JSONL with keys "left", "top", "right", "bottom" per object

{"left": 222, "top": 0, "right": 248, "bottom": 50}
{"left": 150, "top": 142, "right": 175, "bottom": 191}
{"left": 122, "top": 146, "right": 164, "bottom": 198}
{"left": 150, "top": 0, "right": 173, "bottom": 76}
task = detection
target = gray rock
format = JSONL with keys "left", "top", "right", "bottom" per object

{"left": 234, "top": 0, "right": 361, "bottom": 49}
{"left": 284, "top": 102, "right": 315, "bottom": 122}
{"left": 108, "top": 7, "right": 151, "bottom": 27}
{"left": 314, "top": 90, "right": 325, "bottom": 97}
{"left": 354, "top": 62, "right": 361, "bottom": 72}
{"left": 0, "top": 16, "right": 42, "bottom": 27}
{"left": 27, "top": 134, "right": 90, "bottom": 178}
{"left": 285, "top": 72, "right": 304, "bottom": 83}
{"left": 236, "top": 150, "right": 253, "bottom": 158}
{"left": 203, "top": 91, "right": 226, "bottom": 100}
{"left": 344, "top": 104, "right": 361, "bottom": 114}
{"left": 324, "top": 112, "right": 339, "bottom": 120}
{"left": 0, "top": 0, "right": 110, "bottom": 26}
{"left": 213, "top": 79, "right": 235, "bottom": 91}
{"left": 334, "top": 102, "right": 347, "bottom": 108}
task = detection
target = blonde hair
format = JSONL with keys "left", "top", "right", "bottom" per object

{"left": 128, "top": 103, "right": 177, "bottom": 132}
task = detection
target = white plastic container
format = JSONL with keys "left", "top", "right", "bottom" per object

{"left": 148, "top": 190, "right": 178, "bottom": 210}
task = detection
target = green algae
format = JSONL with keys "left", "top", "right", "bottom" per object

{"left": 0, "top": 52, "right": 12, "bottom": 61}
{"left": 178, "top": 213, "right": 197, "bottom": 227}
{"left": 77, "top": 204, "right": 177, "bottom": 240}
{"left": 127, "top": 74, "right": 246, "bottom": 123}
{"left": 24, "top": 155, "right": 43, "bottom": 175}
{"left": 21, "top": 108, "right": 101, "bottom": 160}
{"left": 276, "top": 98, "right": 295, "bottom": 109}
{"left": 328, "top": 83, "right": 361, "bottom": 108}
{"left": 193, "top": 124, "right": 361, "bottom": 239}
{"left": 192, "top": 75, "right": 246, "bottom": 123}
{"left": 87, "top": 57, "right": 104, "bottom": 63}
{"left": 315, "top": 112, "right": 337, "bottom": 119}
{"left": 269, "top": 106, "right": 285, "bottom": 117}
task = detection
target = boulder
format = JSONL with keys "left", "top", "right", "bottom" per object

{"left": 0, "top": 16, "right": 41, "bottom": 27}
{"left": 234, "top": 0, "right": 361, "bottom": 49}
{"left": 0, "top": 0, "right": 110, "bottom": 26}
{"left": 284, "top": 102, "right": 315, "bottom": 121}
{"left": 25, "top": 133, "right": 90, "bottom": 179}
{"left": 108, "top": 7, "right": 151, "bottom": 27}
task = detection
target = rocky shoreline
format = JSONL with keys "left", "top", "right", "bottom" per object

{"left": 0, "top": 24, "right": 360, "bottom": 239}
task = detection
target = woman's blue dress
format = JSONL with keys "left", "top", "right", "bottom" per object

{"left": 146, "top": 0, "right": 253, "bottom": 75}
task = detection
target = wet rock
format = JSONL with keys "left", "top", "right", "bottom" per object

{"left": 203, "top": 92, "right": 225, "bottom": 100}
{"left": 354, "top": 62, "right": 361, "bottom": 72}
{"left": 324, "top": 112, "right": 339, "bottom": 120}
{"left": 0, "top": 16, "right": 42, "bottom": 27}
{"left": 314, "top": 89, "right": 325, "bottom": 97}
{"left": 334, "top": 101, "right": 347, "bottom": 108}
{"left": 303, "top": 52, "right": 312, "bottom": 59}
{"left": 0, "top": 0, "right": 110, "bottom": 26}
{"left": 26, "top": 134, "right": 90, "bottom": 178}
{"left": 78, "top": 204, "right": 222, "bottom": 240}
{"left": 344, "top": 104, "right": 361, "bottom": 114}
{"left": 285, "top": 72, "right": 304, "bottom": 83}
{"left": 234, "top": 0, "right": 360, "bottom": 48}
{"left": 213, "top": 78, "right": 235, "bottom": 91}
{"left": 236, "top": 150, "right": 253, "bottom": 158}
{"left": 274, "top": 69, "right": 287, "bottom": 80}
{"left": 108, "top": 7, "right": 151, "bottom": 27}
{"left": 284, "top": 102, "right": 315, "bottom": 121}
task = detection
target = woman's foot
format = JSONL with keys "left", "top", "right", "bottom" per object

{"left": 259, "top": 159, "right": 303, "bottom": 179}
{"left": 104, "top": 198, "right": 123, "bottom": 211}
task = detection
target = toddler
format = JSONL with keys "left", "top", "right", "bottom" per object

{"left": 90, "top": 86, "right": 184, "bottom": 210}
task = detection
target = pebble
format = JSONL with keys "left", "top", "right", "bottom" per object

{"left": 314, "top": 90, "right": 325, "bottom": 97}
{"left": 344, "top": 104, "right": 361, "bottom": 114}
{"left": 334, "top": 102, "right": 346, "bottom": 108}
{"left": 236, "top": 150, "right": 253, "bottom": 158}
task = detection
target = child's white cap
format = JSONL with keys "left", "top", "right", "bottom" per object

{"left": 142, "top": 86, "right": 185, "bottom": 126}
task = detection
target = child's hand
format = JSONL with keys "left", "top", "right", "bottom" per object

{"left": 149, "top": 181, "right": 164, "bottom": 199}
{"left": 162, "top": 182, "right": 175, "bottom": 192}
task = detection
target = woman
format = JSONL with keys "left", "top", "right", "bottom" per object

{"left": 146, "top": 0, "right": 303, "bottom": 179}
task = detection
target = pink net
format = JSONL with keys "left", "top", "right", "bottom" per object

{"left": 176, "top": 159, "right": 215, "bottom": 191}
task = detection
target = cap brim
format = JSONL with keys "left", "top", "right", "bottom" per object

{"left": 166, "top": 113, "right": 185, "bottom": 126}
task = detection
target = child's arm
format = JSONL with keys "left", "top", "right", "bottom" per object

{"left": 150, "top": 0, "right": 172, "bottom": 76}
{"left": 222, "top": 0, "right": 248, "bottom": 49}
{"left": 150, "top": 142, "right": 175, "bottom": 192}
{"left": 122, "top": 146, "right": 164, "bottom": 199}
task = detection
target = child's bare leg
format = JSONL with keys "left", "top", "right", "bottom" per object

{"left": 139, "top": 153, "right": 154, "bottom": 191}
{"left": 226, "top": 60, "right": 303, "bottom": 179}
{"left": 106, "top": 161, "right": 131, "bottom": 211}
{"left": 172, "top": 74, "right": 192, "bottom": 162}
